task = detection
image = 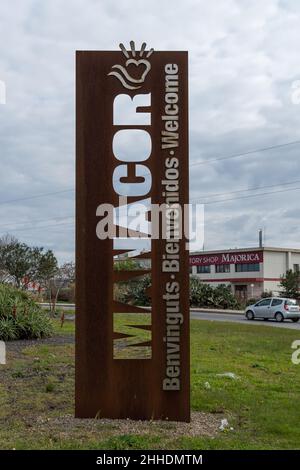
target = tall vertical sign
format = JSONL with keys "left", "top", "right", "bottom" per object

{"left": 76, "top": 42, "right": 190, "bottom": 421}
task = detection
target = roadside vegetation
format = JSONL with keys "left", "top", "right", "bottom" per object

{"left": 1, "top": 238, "right": 300, "bottom": 449}
{"left": 0, "top": 234, "right": 75, "bottom": 316}
{"left": 280, "top": 269, "right": 300, "bottom": 299}
{"left": 0, "top": 284, "right": 53, "bottom": 340}
{"left": 0, "top": 318, "right": 299, "bottom": 449}
{"left": 114, "top": 260, "right": 300, "bottom": 311}
{"left": 114, "top": 261, "right": 241, "bottom": 309}
{"left": 190, "top": 278, "right": 240, "bottom": 309}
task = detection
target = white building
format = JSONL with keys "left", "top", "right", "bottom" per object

{"left": 190, "top": 247, "right": 300, "bottom": 300}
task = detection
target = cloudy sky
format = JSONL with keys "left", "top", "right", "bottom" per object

{"left": 0, "top": 0, "right": 300, "bottom": 263}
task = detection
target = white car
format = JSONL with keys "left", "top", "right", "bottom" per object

{"left": 245, "top": 297, "right": 300, "bottom": 323}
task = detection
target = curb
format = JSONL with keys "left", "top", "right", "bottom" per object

{"left": 39, "top": 304, "right": 243, "bottom": 315}
{"left": 190, "top": 308, "right": 243, "bottom": 315}
{"left": 38, "top": 303, "right": 75, "bottom": 308}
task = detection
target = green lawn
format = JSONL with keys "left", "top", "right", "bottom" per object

{"left": 0, "top": 318, "right": 299, "bottom": 449}
{"left": 190, "top": 321, "right": 300, "bottom": 449}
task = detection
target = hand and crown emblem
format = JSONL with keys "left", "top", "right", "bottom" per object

{"left": 108, "top": 41, "right": 154, "bottom": 90}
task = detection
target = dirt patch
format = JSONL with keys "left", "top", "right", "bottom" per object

{"left": 29, "top": 411, "right": 222, "bottom": 439}
{"left": 5, "top": 334, "right": 74, "bottom": 357}
{"left": 0, "top": 333, "right": 224, "bottom": 448}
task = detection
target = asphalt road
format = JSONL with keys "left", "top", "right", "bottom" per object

{"left": 191, "top": 310, "right": 300, "bottom": 330}
{"left": 41, "top": 303, "right": 300, "bottom": 330}
{"left": 39, "top": 303, "right": 75, "bottom": 310}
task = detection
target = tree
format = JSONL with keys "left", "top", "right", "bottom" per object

{"left": 44, "top": 262, "right": 75, "bottom": 315}
{"left": 0, "top": 236, "right": 17, "bottom": 277}
{"left": 280, "top": 269, "right": 300, "bottom": 298}
{"left": 36, "top": 250, "right": 59, "bottom": 308}
{"left": 0, "top": 242, "right": 35, "bottom": 287}
{"left": 37, "top": 250, "right": 59, "bottom": 287}
{"left": 0, "top": 235, "right": 18, "bottom": 283}
{"left": 0, "top": 235, "right": 58, "bottom": 289}
{"left": 59, "top": 262, "right": 75, "bottom": 283}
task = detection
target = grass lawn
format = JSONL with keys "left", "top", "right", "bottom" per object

{"left": 43, "top": 308, "right": 75, "bottom": 317}
{"left": 0, "top": 318, "right": 299, "bottom": 449}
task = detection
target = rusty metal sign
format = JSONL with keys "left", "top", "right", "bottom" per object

{"left": 76, "top": 42, "right": 190, "bottom": 421}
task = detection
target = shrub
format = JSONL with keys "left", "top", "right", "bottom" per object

{"left": 57, "top": 284, "right": 75, "bottom": 303}
{"left": 213, "top": 284, "right": 240, "bottom": 309}
{"left": 0, "top": 317, "right": 18, "bottom": 341}
{"left": 0, "top": 284, "right": 53, "bottom": 341}
{"left": 127, "top": 276, "right": 151, "bottom": 306}
{"left": 115, "top": 276, "right": 240, "bottom": 310}
{"left": 190, "top": 279, "right": 214, "bottom": 307}
{"left": 246, "top": 297, "right": 259, "bottom": 306}
{"left": 114, "top": 259, "right": 140, "bottom": 271}
{"left": 261, "top": 290, "right": 273, "bottom": 298}
{"left": 190, "top": 278, "right": 240, "bottom": 309}
{"left": 115, "top": 276, "right": 151, "bottom": 306}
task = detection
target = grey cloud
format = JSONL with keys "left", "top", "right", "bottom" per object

{"left": 1, "top": 0, "right": 300, "bottom": 262}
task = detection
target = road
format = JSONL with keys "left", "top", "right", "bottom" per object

{"left": 191, "top": 310, "right": 300, "bottom": 330}
{"left": 40, "top": 303, "right": 300, "bottom": 330}
{"left": 39, "top": 303, "right": 75, "bottom": 310}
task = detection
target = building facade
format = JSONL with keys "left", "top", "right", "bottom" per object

{"left": 190, "top": 247, "right": 300, "bottom": 299}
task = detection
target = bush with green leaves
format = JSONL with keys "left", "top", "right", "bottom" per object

{"left": 261, "top": 290, "right": 273, "bottom": 298}
{"left": 57, "top": 285, "right": 75, "bottom": 303}
{"left": 0, "top": 284, "right": 53, "bottom": 341}
{"left": 115, "top": 276, "right": 240, "bottom": 309}
{"left": 190, "top": 277, "right": 240, "bottom": 309}
{"left": 115, "top": 275, "right": 151, "bottom": 306}
{"left": 246, "top": 297, "right": 258, "bottom": 306}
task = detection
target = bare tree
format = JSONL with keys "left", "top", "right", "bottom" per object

{"left": 46, "top": 262, "right": 75, "bottom": 315}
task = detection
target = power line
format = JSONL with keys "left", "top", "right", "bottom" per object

{"left": 1, "top": 180, "right": 299, "bottom": 232}
{"left": 0, "top": 214, "right": 74, "bottom": 230}
{"left": 193, "top": 185, "right": 300, "bottom": 205}
{"left": 0, "top": 140, "right": 299, "bottom": 208}
{"left": 1, "top": 187, "right": 299, "bottom": 235}
{"left": 190, "top": 140, "right": 300, "bottom": 167}
{"left": 3, "top": 187, "right": 300, "bottom": 232}
{"left": 190, "top": 179, "right": 300, "bottom": 201}
{"left": 0, "top": 188, "right": 74, "bottom": 205}
{"left": 0, "top": 222, "right": 74, "bottom": 233}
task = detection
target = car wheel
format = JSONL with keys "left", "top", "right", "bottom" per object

{"left": 275, "top": 312, "right": 284, "bottom": 323}
{"left": 291, "top": 318, "right": 300, "bottom": 323}
{"left": 246, "top": 310, "right": 254, "bottom": 320}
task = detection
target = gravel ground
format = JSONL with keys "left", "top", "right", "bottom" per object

{"left": 32, "top": 411, "right": 222, "bottom": 439}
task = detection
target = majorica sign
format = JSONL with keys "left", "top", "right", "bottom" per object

{"left": 190, "top": 251, "right": 264, "bottom": 266}
{"left": 76, "top": 42, "right": 190, "bottom": 421}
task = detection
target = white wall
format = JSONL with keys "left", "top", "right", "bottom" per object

{"left": 263, "top": 251, "right": 287, "bottom": 278}
{"left": 262, "top": 250, "right": 300, "bottom": 294}
{"left": 291, "top": 253, "right": 300, "bottom": 270}
{"left": 263, "top": 280, "right": 282, "bottom": 294}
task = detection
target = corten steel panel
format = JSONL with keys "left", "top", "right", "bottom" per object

{"left": 76, "top": 49, "right": 190, "bottom": 421}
